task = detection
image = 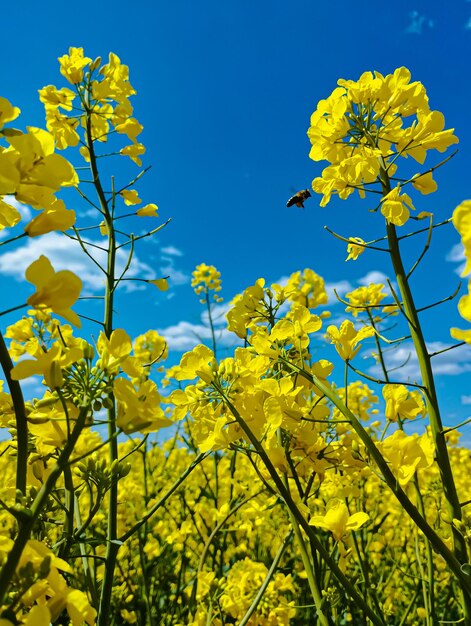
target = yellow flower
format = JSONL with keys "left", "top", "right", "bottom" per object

{"left": 148, "top": 278, "right": 169, "bottom": 291}
{"left": 379, "top": 430, "right": 434, "bottom": 486}
{"left": 345, "top": 237, "right": 366, "bottom": 261}
{"left": 10, "top": 340, "right": 82, "bottom": 388}
{"left": 0, "top": 96, "right": 20, "bottom": 129}
{"left": 172, "top": 344, "right": 216, "bottom": 382}
{"left": 452, "top": 200, "right": 471, "bottom": 276}
{"left": 114, "top": 377, "right": 170, "bottom": 433}
{"left": 120, "top": 143, "right": 146, "bottom": 166}
{"left": 284, "top": 268, "right": 328, "bottom": 309}
{"left": 411, "top": 171, "right": 437, "bottom": 195}
{"left": 451, "top": 289, "right": 471, "bottom": 343}
{"left": 58, "top": 47, "right": 91, "bottom": 84}
{"left": 380, "top": 185, "right": 416, "bottom": 226}
{"left": 382, "top": 384, "right": 425, "bottom": 422}
{"left": 325, "top": 320, "right": 375, "bottom": 360}
{"left": 96, "top": 328, "right": 133, "bottom": 374}
{"left": 136, "top": 203, "right": 158, "bottom": 217}
{"left": 115, "top": 117, "right": 143, "bottom": 141}
{"left": 120, "top": 189, "right": 142, "bottom": 205}
{"left": 25, "top": 256, "right": 82, "bottom": 327}
{"left": 346, "top": 283, "right": 387, "bottom": 317}
{"left": 38, "top": 85, "right": 75, "bottom": 111}
{"left": 45, "top": 110, "right": 80, "bottom": 149}
{"left": 23, "top": 606, "right": 51, "bottom": 626}
{"left": 310, "top": 500, "right": 369, "bottom": 541}
{"left": 25, "top": 199, "right": 76, "bottom": 237}
{"left": 0, "top": 198, "right": 21, "bottom": 231}
{"left": 191, "top": 264, "right": 222, "bottom": 297}
{"left": 226, "top": 278, "right": 265, "bottom": 338}
{"left": 133, "top": 330, "right": 168, "bottom": 364}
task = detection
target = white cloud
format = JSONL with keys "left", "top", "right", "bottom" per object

{"left": 0, "top": 232, "right": 156, "bottom": 293}
{"left": 447, "top": 243, "right": 467, "bottom": 276}
{"left": 201, "top": 301, "right": 232, "bottom": 327}
{"left": 161, "top": 245, "right": 183, "bottom": 257}
{"left": 367, "top": 340, "right": 471, "bottom": 381}
{"left": 461, "top": 395, "right": 471, "bottom": 405}
{"left": 465, "top": 17, "right": 471, "bottom": 30}
{"left": 158, "top": 319, "right": 237, "bottom": 351}
{"left": 404, "top": 11, "right": 434, "bottom": 34}
{"left": 8, "top": 197, "right": 32, "bottom": 222}
{"left": 158, "top": 246, "right": 189, "bottom": 286}
{"left": 358, "top": 271, "right": 390, "bottom": 286}
{"left": 161, "top": 265, "right": 190, "bottom": 286}
{"left": 325, "top": 280, "right": 352, "bottom": 303}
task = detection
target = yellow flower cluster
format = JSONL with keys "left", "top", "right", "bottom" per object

{"left": 451, "top": 200, "right": 471, "bottom": 344}
{"left": 0, "top": 50, "right": 469, "bottom": 626}
{"left": 308, "top": 67, "right": 458, "bottom": 226}
{"left": 191, "top": 263, "right": 223, "bottom": 303}
{"left": 41, "top": 48, "right": 142, "bottom": 154}
{"left": 0, "top": 103, "right": 77, "bottom": 236}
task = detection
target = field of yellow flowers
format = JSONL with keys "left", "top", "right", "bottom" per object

{"left": 0, "top": 49, "right": 470, "bottom": 625}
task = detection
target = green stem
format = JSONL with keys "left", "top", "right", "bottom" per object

{"left": 276, "top": 430, "right": 331, "bottom": 625}
{"left": 119, "top": 452, "right": 208, "bottom": 543}
{"left": 83, "top": 92, "right": 120, "bottom": 626}
{"left": 238, "top": 530, "right": 294, "bottom": 626}
{"left": 0, "top": 331, "right": 28, "bottom": 496}
{"left": 205, "top": 291, "right": 217, "bottom": 358}
{"left": 290, "top": 510, "right": 332, "bottom": 626}
{"left": 57, "top": 464, "right": 75, "bottom": 561}
{"left": 379, "top": 165, "right": 471, "bottom": 619}
{"left": 189, "top": 494, "right": 259, "bottom": 616}
{"left": 217, "top": 388, "right": 387, "bottom": 626}
{"left": 0, "top": 405, "right": 88, "bottom": 605}
{"left": 74, "top": 495, "right": 99, "bottom": 609}
{"left": 369, "top": 308, "right": 436, "bottom": 620}
{"left": 279, "top": 357, "right": 471, "bottom": 596}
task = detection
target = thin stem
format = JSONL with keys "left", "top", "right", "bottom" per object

{"left": 0, "top": 331, "right": 27, "bottom": 495}
{"left": 238, "top": 530, "right": 294, "bottom": 626}
{"left": 216, "top": 386, "right": 388, "bottom": 626}
{"left": 82, "top": 89, "right": 120, "bottom": 626}
{"left": 278, "top": 356, "right": 471, "bottom": 595}
{"left": 205, "top": 291, "right": 217, "bottom": 358}
{"left": 119, "top": 452, "right": 209, "bottom": 542}
{"left": 380, "top": 162, "right": 471, "bottom": 619}
{"left": 0, "top": 303, "right": 27, "bottom": 317}
{"left": 0, "top": 405, "right": 88, "bottom": 604}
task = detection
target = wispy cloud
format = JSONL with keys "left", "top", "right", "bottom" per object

{"left": 465, "top": 17, "right": 471, "bottom": 30}
{"left": 160, "top": 264, "right": 189, "bottom": 286}
{"left": 461, "top": 395, "right": 471, "bottom": 405}
{"left": 0, "top": 232, "right": 157, "bottom": 293}
{"left": 158, "top": 319, "right": 237, "bottom": 351}
{"left": 158, "top": 245, "right": 189, "bottom": 287}
{"left": 325, "top": 280, "right": 352, "bottom": 303}
{"left": 358, "top": 270, "right": 390, "bottom": 286}
{"left": 447, "top": 243, "right": 467, "bottom": 276}
{"left": 404, "top": 10, "right": 434, "bottom": 35}
{"left": 367, "top": 341, "right": 471, "bottom": 381}
{"left": 161, "top": 245, "right": 183, "bottom": 257}
{"left": 201, "top": 301, "right": 232, "bottom": 327}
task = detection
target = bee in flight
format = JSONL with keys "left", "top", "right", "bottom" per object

{"left": 286, "top": 189, "right": 311, "bottom": 208}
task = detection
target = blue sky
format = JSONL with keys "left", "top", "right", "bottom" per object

{"left": 1, "top": 1, "right": 471, "bottom": 431}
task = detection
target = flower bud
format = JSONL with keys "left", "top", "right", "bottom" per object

{"left": 49, "top": 361, "right": 63, "bottom": 389}
{"left": 90, "top": 57, "right": 102, "bottom": 72}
